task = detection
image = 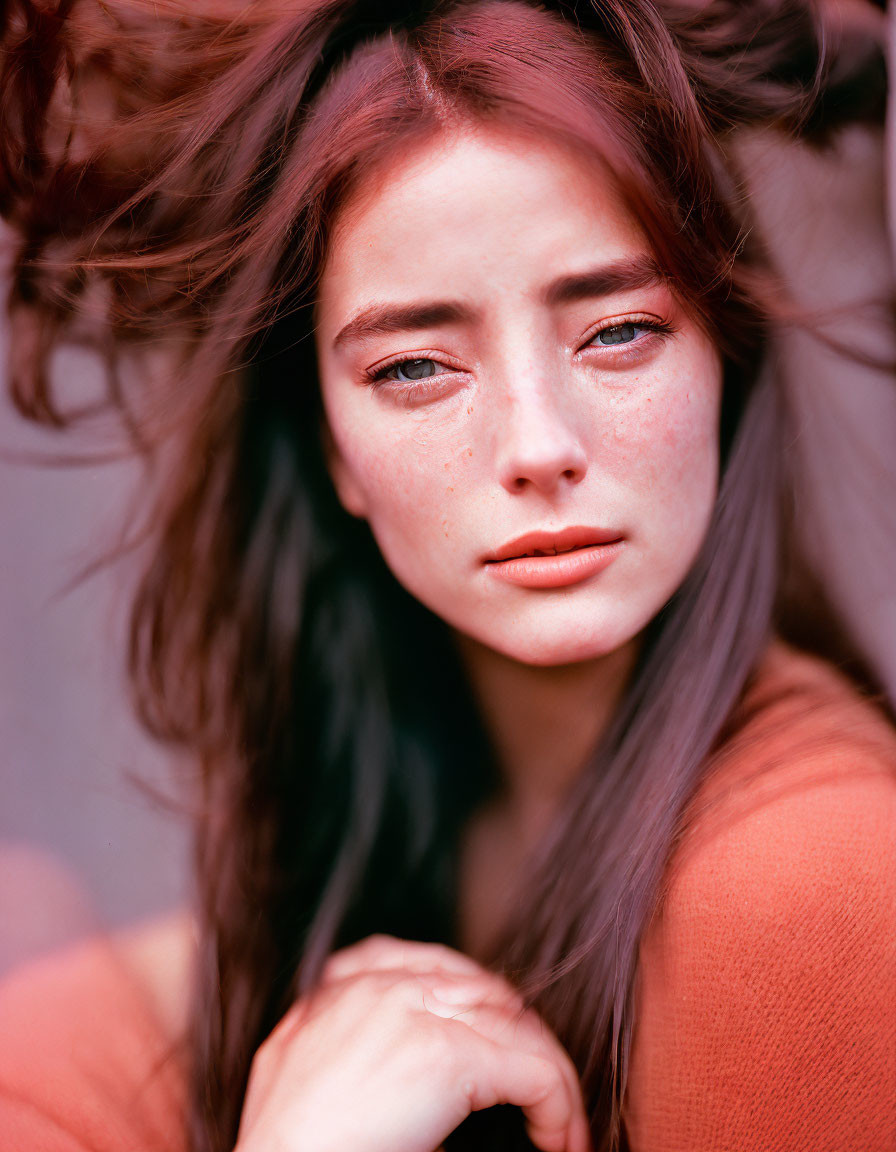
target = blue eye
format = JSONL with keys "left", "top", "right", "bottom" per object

{"left": 372, "top": 357, "right": 454, "bottom": 383}
{"left": 595, "top": 323, "right": 640, "bottom": 345}
{"left": 394, "top": 358, "right": 440, "bottom": 380}
{"left": 585, "top": 318, "right": 676, "bottom": 356}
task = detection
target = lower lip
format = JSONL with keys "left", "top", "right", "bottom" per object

{"left": 485, "top": 540, "right": 625, "bottom": 589}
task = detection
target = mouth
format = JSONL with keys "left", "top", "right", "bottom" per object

{"left": 483, "top": 527, "right": 625, "bottom": 590}
{"left": 484, "top": 526, "right": 623, "bottom": 564}
{"left": 509, "top": 542, "right": 596, "bottom": 558}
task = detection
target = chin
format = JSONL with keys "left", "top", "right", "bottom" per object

{"left": 476, "top": 620, "right": 638, "bottom": 668}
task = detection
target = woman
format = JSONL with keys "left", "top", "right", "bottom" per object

{"left": 0, "top": 0, "right": 894, "bottom": 1150}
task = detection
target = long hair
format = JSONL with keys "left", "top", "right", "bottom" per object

{"left": 1, "top": 1, "right": 890, "bottom": 1150}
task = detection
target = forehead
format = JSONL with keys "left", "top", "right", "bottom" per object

{"left": 316, "top": 124, "right": 649, "bottom": 322}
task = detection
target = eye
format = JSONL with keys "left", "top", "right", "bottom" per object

{"left": 579, "top": 316, "right": 676, "bottom": 361}
{"left": 371, "top": 357, "right": 456, "bottom": 383}
{"left": 594, "top": 322, "right": 642, "bottom": 346}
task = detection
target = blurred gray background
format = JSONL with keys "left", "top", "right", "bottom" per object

{"left": 0, "top": 250, "right": 190, "bottom": 975}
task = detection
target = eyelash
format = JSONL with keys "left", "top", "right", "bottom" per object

{"left": 366, "top": 351, "right": 464, "bottom": 387}
{"left": 578, "top": 316, "right": 677, "bottom": 360}
{"left": 365, "top": 315, "right": 677, "bottom": 397}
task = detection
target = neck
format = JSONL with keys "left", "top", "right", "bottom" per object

{"left": 452, "top": 631, "right": 639, "bottom": 838}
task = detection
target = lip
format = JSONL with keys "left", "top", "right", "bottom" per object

{"left": 484, "top": 526, "right": 625, "bottom": 590}
{"left": 484, "top": 525, "right": 624, "bottom": 564}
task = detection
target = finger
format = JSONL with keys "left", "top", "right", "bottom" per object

{"left": 322, "top": 935, "right": 485, "bottom": 984}
{"left": 510, "top": 1014, "right": 591, "bottom": 1152}
{"left": 569, "top": 1109, "right": 593, "bottom": 1152}
{"left": 425, "top": 993, "right": 577, "bottom": 1102}
{"left": 451, "top": 1030, "right": 578, "bottom": 1152}
{"left": 426, "top": 997, "right": 590, "bottom": 1152}
{"left": 324, "top": 936, "right": 485, "bottom": 981}
{"left": 426, "top": 975, "right": 527, "bottom": 1016}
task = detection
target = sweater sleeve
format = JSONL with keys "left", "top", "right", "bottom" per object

{"left": 623, "top": 758, "right": 896, "bottom": 1152}
{"left": 0, "top": 935, "right": 188, "bottom": 1152}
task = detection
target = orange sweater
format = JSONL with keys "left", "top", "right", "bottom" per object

{"left": 1, "top": 642, "right": 894, "bottom": 1151}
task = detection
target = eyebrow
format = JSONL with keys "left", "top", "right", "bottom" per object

{"left": 333, "top": 301, "right": 473, "bottom": 350}
{"left": 330, "top": 254, "right": 666, "bottom": 350}
{"left": 544, "top": 253, "right": 665, "bottom": 307}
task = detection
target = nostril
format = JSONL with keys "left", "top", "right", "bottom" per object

{"left": 498, "top": 433, "right": 589, "bottom": 495}
{"left": 509, "top": 465, "right": 583, "bottom": 492}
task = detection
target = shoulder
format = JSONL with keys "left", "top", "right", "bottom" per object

{"left": 670, "top": 640, "right": 896, "bottom": 905}
{"left": 671, "top": 639, "right": 896, "bottom": 875}
{"left": 704, "top": 637, "right": 896, "bottom": 789}
{"left": 0, "top": 914, "right": 191, "bottom": 1152}
{"left": 625, "top": 642, "right": 896, "bottom": 1152}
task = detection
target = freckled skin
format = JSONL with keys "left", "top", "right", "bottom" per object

{"left": 314, "top": 125, "right": 722, "bottom": 667}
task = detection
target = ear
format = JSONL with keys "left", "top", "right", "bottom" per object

{"left": 319, "top": 415, "right": 369, "bottom": 520}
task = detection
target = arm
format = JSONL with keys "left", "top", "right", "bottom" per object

{"left": 624, "top": 762, "right": 896, "bottom": 1152}
{"left": 0, "top": 933, "right": 188, "bottom": 1152}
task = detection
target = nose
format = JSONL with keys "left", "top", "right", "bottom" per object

{"left": 493, "top": 372, "right": 589, "bottom": 497}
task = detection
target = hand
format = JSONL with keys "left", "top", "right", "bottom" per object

{"left": 234, "top": 934, "right": 592, "bottom": 1152}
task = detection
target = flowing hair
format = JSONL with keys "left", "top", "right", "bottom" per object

{"left": 1, "top": 1, "right": 890, "bottom": 1149}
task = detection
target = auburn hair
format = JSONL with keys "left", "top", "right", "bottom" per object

{"left": 1, "top": 1, "right": 889, "bottom": 1149}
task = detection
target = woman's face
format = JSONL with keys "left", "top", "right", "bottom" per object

{"left": 315, "top": 125, "right": 723, "bottom": 666}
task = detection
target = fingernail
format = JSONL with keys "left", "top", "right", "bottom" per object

{"left": 429, "top": 983, "right": 479, "bottom": 1005}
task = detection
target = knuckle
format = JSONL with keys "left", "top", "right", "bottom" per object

{"left": 476, "top": 968, "right": 523, "bottom": 1002}
{"left": 335, "top": 933, "right": 393, "bottom": 964}
{"left": 368, "top": 969, "right": 417, "bottom": 1010}
{"left": 346, "top": 968, "right": 394, "bottom": 1005}
{"left": 263, "top": 996, "right": 313, "bottom": 1049}
{"left": 251, "top": 1027, "right": 283, "bottom": 1078}
{"left": 363, "top": 932, "right": 395, "bottom": 948}
{"left": 496, "top": 983, "right": 526, "bottom": 1013}
{"left": 530, "top": 1053, "right": 564, "bottom": 1100}
{"left": 430, "top": 942, "right": 469, "bottom": 965}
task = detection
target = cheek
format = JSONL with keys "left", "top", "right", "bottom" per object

{"left": 329, "top": 407, "right": 469, "bottom": 563}
{"left": 606, "top": 354, "right": 722, "bottom": 541}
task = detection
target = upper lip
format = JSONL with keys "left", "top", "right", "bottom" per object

{"left": 485, "top": 526, "right": 624, "bottom": 563}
